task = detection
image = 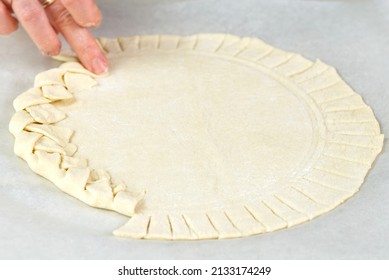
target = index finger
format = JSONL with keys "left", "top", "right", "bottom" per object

{"left": 46, "top": 2, "right": 108, "bottom": 74}
{"left": 12, "top": 0, "right": 60, "bottom": 55}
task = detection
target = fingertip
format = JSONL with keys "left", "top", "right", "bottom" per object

{"left": 93, "top": 10, "right": 103, "bottom": 27}
{"left": 78, "top": 12, "right": 102, "bottom": 28}
{"left": 40, "top": 40, "right": 62, "bottom": 56}
{"left": 84, "top": 9, "right": 102, "bottom": 28}
{"left": 0, "top": 2, "right": 19, "bottom": 35}
{"left": 9, "top": 21, "right": 19, "bottom": 33}
{"left": 91, "top": 54, "right": 109, "bottom": 74}
{"left": 0, "top": 21, "right": 18, "bottom": 35}
{"left": 82, "top": 21, "right": 99, "bottom": 28}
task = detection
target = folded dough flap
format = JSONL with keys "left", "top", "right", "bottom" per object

{"left": 33, "top": 151, "right": 65, "bottom": 182}
{"left": 42, "top": 85, "right": 73, "bottom": 101}
{"left": 9, "top": 110, "right": 35, "bottom": 136}
{"left": 64, "top": 72, "right": 98, "bottom": 93}
{"left": 34, "top": 68, "right": 66, "bottom": 88}
{"left": 13, "top": 88, "right": 51, "bottom": 111}
{"left": 60, "top": 155, "right": 87, "bottom": 170}
{"left": 59, "top": 61, "right": 99, "bottom": 77}
{"left": 14, "top": 131, "right": 42, "bottom": 159}
{"left": 25, "top": 123, "right": 74, "bottom": 147}
{"left": 26, "top": 103, "right": 66, "bottom": 124}
{"left": 34, "top": 136, "right": 67, "bottom": 155}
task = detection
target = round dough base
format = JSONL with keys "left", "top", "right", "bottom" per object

{"left": 9, "top": 34, "right": 384, "bottom": 240}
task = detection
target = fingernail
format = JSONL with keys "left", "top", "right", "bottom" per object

{"left": 40, "top": 50, "right": 50, "bottom": 56}
{"left": 84, "top": 22, "right": 98, "bottom": 28}
{"left": 40, "top": 43, "right": 61, "bottom": 57}
{"left": 92, "top": 56, "right": 108, "bottom": 74}
{"left": 41, "top": 49, "right": 60, "bottom": 56}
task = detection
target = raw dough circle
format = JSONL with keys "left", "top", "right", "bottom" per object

{"left": 9, "top": 34, "right": 383, "bottom": 240}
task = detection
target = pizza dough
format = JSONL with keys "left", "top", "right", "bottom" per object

{"left": 9, "top": 34, "right": 383, "bottom": 240}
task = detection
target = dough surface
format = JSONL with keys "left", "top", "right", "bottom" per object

{"left": 9, "top": 34, "right": 384, "bottom": 240}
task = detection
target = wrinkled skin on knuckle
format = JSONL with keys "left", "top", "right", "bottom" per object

{"left": 54, "top": 7, "right": 74, "bottom": 28}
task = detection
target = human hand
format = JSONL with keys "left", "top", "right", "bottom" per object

{"left": 0, "top": 0, "right": 108, "bottom": 74}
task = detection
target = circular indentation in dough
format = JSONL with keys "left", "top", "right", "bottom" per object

{"left": 58, "top": 51, "right": 322, "bottom": 213}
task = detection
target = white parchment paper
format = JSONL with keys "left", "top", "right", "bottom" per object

{"left": 0, "top": 0, "right": 388, "bottom": 259}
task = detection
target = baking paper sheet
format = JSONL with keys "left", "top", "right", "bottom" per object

{"left": 0, "top": 0, "right": 388, "bottom": 259}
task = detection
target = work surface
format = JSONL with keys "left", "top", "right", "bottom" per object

{"left": 0, "top": 0, "right": 388, "bottom": 259}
